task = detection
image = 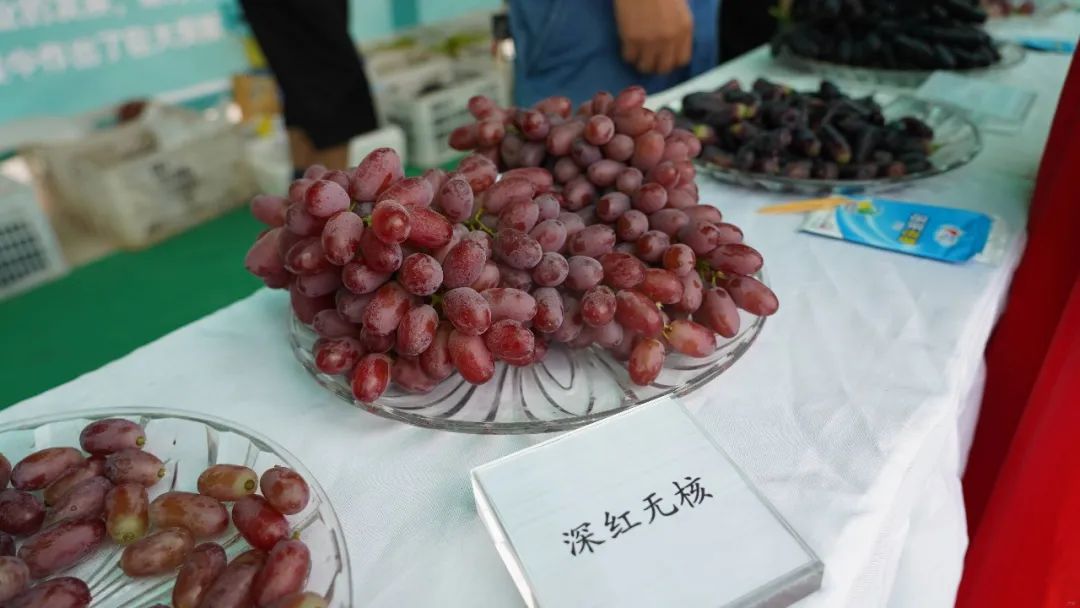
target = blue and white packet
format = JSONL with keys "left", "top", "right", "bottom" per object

{"left": 1015, "top": 37, "right": 1076, "bottom": 54}
{"left": 800, "top": 197, "right": 1007, "bottom": 264}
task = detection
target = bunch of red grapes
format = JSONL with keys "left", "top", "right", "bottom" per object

{"left": 0, "top": 418, "right": 324, "bottom": 608}
{"left": 244, "top": 86, "right": 778, "bottom": 405}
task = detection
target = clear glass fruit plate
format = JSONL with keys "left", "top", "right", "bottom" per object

{"left": 772, "top": 41, "right": 1026, "bottom": 88}
{"left": 0, "top": 408, "right": 352, "bottom": 607}
{"left": 289, "top": 279, "right": 769, "bottom": 435}
{"left": 695, "top": 95, "right": 982, "bottom": 195}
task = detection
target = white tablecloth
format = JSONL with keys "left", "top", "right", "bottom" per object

{"left": 7, "top": 13, "right": 1078, "bottom": 608}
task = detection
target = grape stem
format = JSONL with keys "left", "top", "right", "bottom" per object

{"left": 429, "top": 293, "right": 444, "bottom": 310}
{"left": 350, "top": 201, "right": 374, "bottom": 225}
{"left": 465, "top": 205, "right": 495, "bottom": 235}
{"left": 695, "top": 259, "right": 717, "bottom": 287}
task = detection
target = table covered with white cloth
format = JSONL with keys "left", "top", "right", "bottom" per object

{"left": 7, "top": 12, "right": 1078, "bottom": 608}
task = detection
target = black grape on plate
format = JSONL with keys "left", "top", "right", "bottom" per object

{"left": 773, "top": 0, "right": 1012, "bottom": 73}
{"left": 674, "top": 77, "right": 982, "bottom": 192}
{"left": 246, "top": 88, "right": 778, "bottom": 432}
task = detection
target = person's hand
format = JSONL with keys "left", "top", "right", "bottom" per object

{"left": 614, "top": 0, "right": 694, "bottom": 75}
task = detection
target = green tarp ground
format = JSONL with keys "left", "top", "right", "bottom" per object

{"left": 0, "top": 207, "right": 264, "bottom": 408}
{"left": 0, "top": 163, "right": 449, "bottom": 408}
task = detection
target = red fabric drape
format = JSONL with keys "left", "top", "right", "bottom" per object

{"left": 958, "top": 284, "right": 1080, "bottom": 605}
{"left": 957, "top": 54, "right": 1080, "bottom": 606}
{"left": 962, "top": 53, "right": 1080, "bottom": 529}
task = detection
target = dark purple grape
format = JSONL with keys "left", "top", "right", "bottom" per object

{"left": 172, "top": 542, "right": 227, "bottom": 608}
{"left": 11, "top": 448, "right": 82, "bottom": 492}
{"left": 0, "top": 491, "right": 43, "bottom": 537}
{"left": 105, "top": 449, "right": 164, "bottom": 487}
{"left": 196, "top": 550, "right": 266, "bottom": 608}
{"left": 18, "top": 518, "right": 105, "bottom": 578}
{"left": 80, "top": 419, "right": 145, "bottom": 456}
{"left": 45, "top": 476, "right": 111, "bottom": 526}
{"left": 5, "top": 577, "right": 90, "bottom": 608}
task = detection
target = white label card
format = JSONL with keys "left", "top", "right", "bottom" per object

{"left": 471, "top": 398, "right": 823, "bottom": 608}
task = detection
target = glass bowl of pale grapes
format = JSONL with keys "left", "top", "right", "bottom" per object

{"left": 0, "top": 409, "right": 350, "bottom": 607}
{"left": 672, "top": 80, "right": 982, "bottom": 194}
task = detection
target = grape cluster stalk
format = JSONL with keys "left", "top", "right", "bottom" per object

{"left": 244, "top": 86, "right": 779, "bottom": 404}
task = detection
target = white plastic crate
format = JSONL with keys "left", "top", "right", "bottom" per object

{"left": 347, "top": 124, "right": 408, "bottom": 168}
{"left": 244, "top": 124, "right": 292, "bottom": 199}
{"left": 365, "top": 46, "right": 437, "bottom": 82}
{"left": 28, "top": 106, "right": 258, "bottom": 249}
{"left": 367, "top": 56, "right": 455, "bottom": 128}
{"left": 380, "top": 61, "right": 508, "bottom": 168}
{"left": 0, "top": 175, "right": 66, "bottom": 300}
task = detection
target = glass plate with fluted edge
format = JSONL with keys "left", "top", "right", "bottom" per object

{"left": 772, "top": 41, "right": 1026, "bottom": 88}
{"left": 0, "top": 408, "right": 352, "bottom": 607}
{"left": 290, "top": 275, "right": 769, "bottom": 435}
{"left": 694, "top": 95, "right": 982, "bottom": 195}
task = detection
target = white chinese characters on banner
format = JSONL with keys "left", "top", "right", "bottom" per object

{"left": 0, "top": 0, "right": 115, "bottom": 32}
{"left": 0, "top": 0, "right": 246, "bottom": 124}
{"left": 0, "top": 11, "right": 225, "bottom": 84}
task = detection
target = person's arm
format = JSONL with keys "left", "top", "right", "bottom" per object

{"left": 614, "top": 0, "right": 694, "bottom": 75}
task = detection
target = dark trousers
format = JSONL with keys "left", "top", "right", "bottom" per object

{"left": 239, "top": 0, "right": 377, "bottom": 149}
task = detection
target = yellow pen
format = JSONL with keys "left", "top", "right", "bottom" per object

{"left": 757, "top": 195, "right": 850, "bottom": 215}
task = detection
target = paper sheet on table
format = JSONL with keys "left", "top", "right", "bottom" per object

{"left": 917, "top": 72, "right": 1037, "bottom": 131}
